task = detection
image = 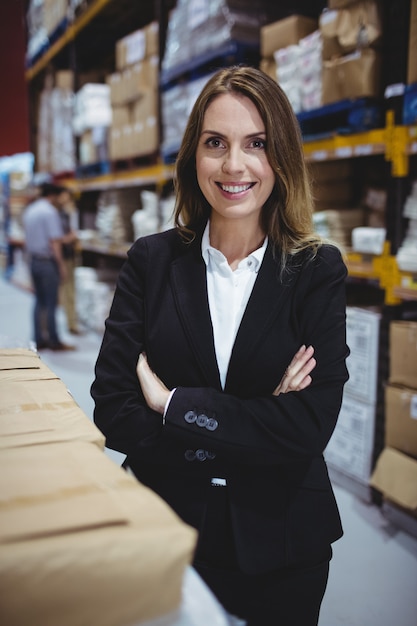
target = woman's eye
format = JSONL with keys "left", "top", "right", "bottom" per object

{"left": 250, "top": 139, "right": 266, "bottom": 150}
{"left": 204, "top": 137, "right": 225, "bottom": 149}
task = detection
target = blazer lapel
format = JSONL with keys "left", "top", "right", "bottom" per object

{"left": 226, "top": 245, "right": 297, "bottom": 386}
{"left": 170, "top": 241, "right": 222, "bottom": 389}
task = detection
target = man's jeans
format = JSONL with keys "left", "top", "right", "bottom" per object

{"left": 30, "top": 257, "right": 60, "bottom": 347}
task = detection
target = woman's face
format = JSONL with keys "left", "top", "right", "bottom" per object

{"left": 195, "top": 93, "right": 275, "bottom": 228}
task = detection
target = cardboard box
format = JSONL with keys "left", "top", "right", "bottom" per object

{"left": 408, "top": 0, "right": 417, "bottom": 84}
{"left": 344, "top": 307, "right": 381, "bottom": 404}
{"left": 320, "top": 1, "right": 383, "bottom": 60}
{"left": 0, "top": 349, "right": 105, "bottom": 450}
{"left": 111, "top": 104, "right": 131, "bottom": 126}
{"left": 313, "top": 208, "right": 365, "bottom": 247}
{"left": 389, "top": 321, "right": 417, "bottom": 390}
{"left": 371, "top": 447, "right": 417, "bottom": 517}
{"left": 0, "top": 348, "right": 48, "bottom": 376}
{"left": 319, "top": 9, "right": 344, "bottom": 60}
{"left": 322, "top": 48, "right": 382, "bottom": 105}
{"left": 260, "top": 56, "right": 278, "bottom": 81}
{"left": 0, "top": 441, "right": 197, "bottom": 626}
{"left": 385, "top": 384, "right": 417, "bottom": 458}
{"left": 261, "top": 15, "right": 317, "bottom": 58}
{"left": 109, "top": 58, "right": 159, "bottom": 107}
{"left": 55, "top": 70, "right": 74, "bottom": 91}
{"left": 107, "top": 71, "right": 125, "bottom": 106}
{"left": 116, "top": 22, "right": 159, "bottom": 70}
{"left": 128, "top": 58, "right": 159, "bottom": 100}
{"left": 324, "top": 392, "right": 377, "bottom": 484}
{"left": 43, "top": 0, "right": 67, "bottom": 36}
{"left": 145, "top": 21, "right": 159, "bottom": 57}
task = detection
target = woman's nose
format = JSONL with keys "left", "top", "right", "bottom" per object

{"left": 222, "top": 146, "right": 244, "bottom": 173}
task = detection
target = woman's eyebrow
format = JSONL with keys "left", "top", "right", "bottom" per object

{"left": 200, "top": 130, "right": 266, "bottom": 138}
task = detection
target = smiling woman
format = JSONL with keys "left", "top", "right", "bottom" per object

{"left": 91, "top": 65, "right": 350, "bottom": 626}
{"left": 195, "top": 93, "right": 275, "bottom": 259}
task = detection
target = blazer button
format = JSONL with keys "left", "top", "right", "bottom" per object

{"left": 184, "top": 449, "right": 196, "bottom": 461}
{"left": 184, "top": 410, "right": 197, "bottom": 424}
{"left": 206, "top": 417, "right": 218, "bottom": 431}
{"left": 196, "top": 414, "right": 209, "bottom": 428}
{"left": 195, "top": 449, "right": 207, "bottom": 461}
{"left": 205, "top": 450, "right": 216, "bottom": 460}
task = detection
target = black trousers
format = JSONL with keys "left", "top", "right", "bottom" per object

{"left": 193, "top": 484, "right": 331, "bottom": 626}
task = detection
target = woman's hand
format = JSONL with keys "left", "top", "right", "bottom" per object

{"left": 273, "top": 345, "right": 316, "bottom": 396}
{"left": 136, "top": 353, "right": 171, "bottom": 414}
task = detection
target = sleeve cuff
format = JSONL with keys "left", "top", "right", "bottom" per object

{"left": 163, "top": 388, "right": 177, "bottom": 424}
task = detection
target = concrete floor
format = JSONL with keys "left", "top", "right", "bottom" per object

{"left": 1, "top": 275, "right": 417, "bottom": 626}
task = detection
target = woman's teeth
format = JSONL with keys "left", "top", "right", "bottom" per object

{"left": 220, "top": 184, "right": 252, "bottom": 193}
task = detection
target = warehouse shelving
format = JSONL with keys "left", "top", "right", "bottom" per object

{"left": 304, "top": 120, "right": 417, "bottom": 178}
{"left": 22, "top": 0, "right": 417, "bottom": 305}
{"left": 346, "top": 243, "right": 417, "bottom": 306}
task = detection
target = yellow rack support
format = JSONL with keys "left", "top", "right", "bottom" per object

{"left": 346, "top": 242, "right": 412, "bottom": 306}
{"left": 385, "top": 111, "right": 410, "bottom": 178}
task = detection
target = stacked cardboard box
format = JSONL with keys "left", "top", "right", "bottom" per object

{"left": 73, "top": 82, "right": 112, "bottom": 167}
{"left": 0, "top": 349, "right": 197, "bottom": 626}
{"left": 319, "top": 0, "right": 383, "bottom": 105}
{"left": 371, "top": 321, "right": 417, "bottom": 525}
{"left": 260, "top": 15, "right": 319, "bottom": 113}
{"left": 43, "top": 0, "right": 68, "bottom": 36}
{"left": 37, "top": 71, "right": 76, "bottom": 173}
{"left": 325, "top": 307, "right": 381, "bottom": 500}
{"left": 107, "top": 22, "right": 160, "bottom": 160}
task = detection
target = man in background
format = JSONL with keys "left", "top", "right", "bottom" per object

{"left": 23, "top": 182, "right": 75, "bottom": 351}
{"left": 57, "top": 187, "right": 81, "bottom": 335}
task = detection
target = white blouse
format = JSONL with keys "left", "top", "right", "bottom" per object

{"left": 201, "top": 222, "right": 268, "bottom": 389}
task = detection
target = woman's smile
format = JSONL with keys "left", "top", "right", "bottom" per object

{"left": 216, "top": 181, "right": 256, "bottom": 197}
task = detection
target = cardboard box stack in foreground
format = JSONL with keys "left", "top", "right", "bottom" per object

{"left": 0, "top": 349, "right": 197, "bottom": 626}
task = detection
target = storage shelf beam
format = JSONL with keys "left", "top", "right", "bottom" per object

{"left": 63, "top": 163, "right": 175, "bottom": 192}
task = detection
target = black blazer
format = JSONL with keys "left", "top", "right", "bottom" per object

{"left": 91, "top": 226, "right": 350, "bottom": 575}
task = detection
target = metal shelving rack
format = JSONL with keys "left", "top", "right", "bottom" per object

{"left": 25, "top": 0, "right": 417, "bottom": 305}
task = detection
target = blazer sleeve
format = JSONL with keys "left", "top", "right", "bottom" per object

{"left": 163, "top": 245, "right": 350, "bottom": 465}
{"left": 91, "top": 238, "right": 164, "bottom": 455}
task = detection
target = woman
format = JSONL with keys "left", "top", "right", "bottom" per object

{"left": 91, "top": 66, "right": 349, "bottom": 626}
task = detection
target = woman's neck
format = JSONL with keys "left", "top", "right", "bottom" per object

{"left": 209, "top": 218, "right": 266, "bottom": 269}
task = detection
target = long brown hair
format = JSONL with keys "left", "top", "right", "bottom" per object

{"left": 174, "top": 65, "right": 321, "bottom": 263}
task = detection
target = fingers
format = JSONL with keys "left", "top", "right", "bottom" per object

{"left": 137, "top": 352, "right": 150, "bottom": 380}
{"left": 136, "top": 352, "right": 170, "bottom": 414}
{"left": 273, "top": 345, "right": 316, "bottom": 396}
{"left": 137, "top": 352, "right": 166, "bottom": 388}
